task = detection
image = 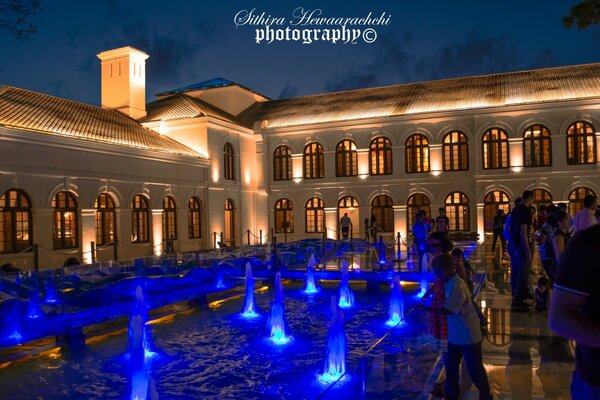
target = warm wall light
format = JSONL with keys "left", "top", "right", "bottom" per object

{"left": 212, "top": 169, "right": 220, "bottom": 183}
{"left": 293, "top": 177, "right": 303, "bottom": 184}
{"left": 244, "top": 170, "right": 251, "bottom": 185}
{"left": 511, "top": 166, "right": 523, "bottom": 173}
{"left": 430, "top": 170, "right": 441, "bottom": 177}
{"left": 358, "top": 174, "right": 368, "bottom": 180}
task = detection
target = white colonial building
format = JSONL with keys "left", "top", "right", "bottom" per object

{"left": 1, "top": 46, "right": 599, "bottom": 269}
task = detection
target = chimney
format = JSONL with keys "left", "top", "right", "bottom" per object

{"left": 97, "top": 46, "right": 149, "bottom": 119}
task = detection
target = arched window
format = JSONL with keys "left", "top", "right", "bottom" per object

{"left": 482, "top": 128, "right": 509, "bottom": 169}
{"left": 224, "top": 142, "right": 235, "bottom": 180}
{"left": 405, "top": 134, "right": 430, "bottom": 173}
{"left": 303, "top": 142, "right": 324, "bottom": 179}
{"left": 483, "top": 190, "right": 510, "bottom": 232}
{"left": 305, "top": 197, "right": 324, "bottom": 233}
{"left": 371, "top": 195, "right": 394, "bottom": 233}
{"left": 443, "top": 131, "right": 469, "bottom": 171}
{"left": 273, "top": 145, "right": 292, "bottom": 181}
{"left": 569, "top": 187, "right": 597, "bottom": 217}
{"left": 336, "top": 139, "right": 357, "bottom": 177}
{"left": 274, "top": 198, "right": 294, "bottom": 233}
{"left": 523, "top": 124, "right": 552, "bottom": 167}
{"left": 407, "top": 193, "right": 431, "bottom": 234}
{"left": 532, "top": 188, "right": 553, "bottom": 210}
{"left": 52, "top": 191, "right": 78, "bottom": 249}
{"left": 567, "top": 121, "right": 597, "bottom": 165}
{"left": 445, "top": 192, "right": 470, "bottom": 231}
{"left": 131, "top": 195, "right": 149, "bottom": 243}
{"left": 0, "top": 189, "right": 32, "bottom": 254}
{"left": 188, "top": 197, "right": 202, "bottom": 239}
{"left": 162, "top": 196, "right": 177, "bottom": 240}
{"left": 95, "top": 193, "right": 116, "bottom": 246}
{"left": 369, "top": 137, "right": 392, "bottom": 175}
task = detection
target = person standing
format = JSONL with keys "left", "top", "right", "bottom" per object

{"left": 418, "top": 254, "right": 492, "bottom": 400}
{"left": 363, "top": 217, "right": 370, "bottom": 241}
{"left": 573, "top": 194, "right": 598, "bottom": 233}
{"left": 369, "top": 214, "right": 377, "bottom": 243}
{"left": 550, "top": 224, "right": 600, "bottom": 398}
{"left": 339, "top": 213, "right": 352, "bottom": 240}
{"left": 492, "top": 209, "right": 506, "bottom": 254}
{"left": 435, "top": 207, "right": 450, "bottom": 238}
{"left": 509, "top": 190, "right": 534, "bottom": 311}
{"left": 412, "top": 212, "right": 432, "bottom": 272}
{"left": 547, "top": 210, "right": 571, "bottom": 279}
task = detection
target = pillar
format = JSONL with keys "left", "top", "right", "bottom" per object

{"left": 509, "top": 138, "right": 524, "bottom": 172}
{"left": 324, "top": 207, "right": 337, "bottom": 239}
{"left": 81, "top": 209, "right": 96, "bottom": 264}
{"left": 476, "top": 203, "right": 485, "bottom": 243}
{"left": 152, "top": 209, "right": 163, "bottom": 257}
{"left": 393, "top": 205, "right": 407, "bottom": 248}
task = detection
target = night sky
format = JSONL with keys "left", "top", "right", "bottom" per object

{"left": 1, "top": 1, "right": 598, "bottom": 105}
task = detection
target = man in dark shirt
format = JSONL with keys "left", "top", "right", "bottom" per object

{"left": 509, "top": 190, "right": 533, "bottom": 310}
{"left": 492, "top": 209, "right": 506, "bottom": 254}
{"left": 434, "top": 207, "right": 450, "bottom": 237}
{"left": 550, "top": 224, "right": 600, "bottom": 398}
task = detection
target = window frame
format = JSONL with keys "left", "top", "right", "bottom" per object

{"left": 335, "top": 139, "right": 358, "bottom": 177}
{"left": 369, "top": 136, "right": 393, "bottom": 175}
{"left": 274, "top": 198, "right": 294, "bottom": 233}
{"left": 444, "top": 191, "right": 470, "bottom": 232}
{"left": 482, "top": 128, "right": 509, "bottom": 169}
{"left": 95, "top": 193, "right": 116, "bottom": 246}
{"left": 52, "top": 191, "right": 79, "bottom": 250}
{"left": 188, "top": 197, "right": 202, "bottom": 239}
{"left": 273, "top": 145, "right": 293, "bottom": 181}
{"left": 162, "top": 196, "right": 177, "bottom": 241}
{"left": 442, "top": 130, "right": 469, "bottom": 171}
{"left": 405, "top": 133, "right": 430, "bottom": 173}
{"left": 523, "top": 124, "right": 552, "bottom": 168}
{"left": 224, "top": 142, "right": 235, "bottom": 181}
{"left": 305, "top": 197, "right": 324, "bottom": 233}
{"left": 0, "top": 189, "right": 33, "bottom": 254}
{"left": 303, "top": 142, "right": 324, "bottom": 179}
{"left": 566, "top": 121, "right": 597, "bottom": 165}
{"left": 131, "top": 195, "right": 150, "bottom": 243}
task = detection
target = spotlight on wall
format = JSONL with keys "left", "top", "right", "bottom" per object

{"left": 293, "top": 177, "right": 303, "bottom": 184}
{"left": 358, "top": 174, "right": 368, "bottom": 180}
{"left": 511, "top": 166, "right": 523, "bottom": 173}
{"left": 430, "top": 170, "right": 441, "bottom": 177}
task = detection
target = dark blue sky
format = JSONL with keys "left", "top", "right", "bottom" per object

{"left": 1, "top": 0, "right": 598, "bottom": 105}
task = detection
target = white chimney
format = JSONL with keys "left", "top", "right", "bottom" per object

{"left": 97, "top": 46, "right": 149, "bottom": 119}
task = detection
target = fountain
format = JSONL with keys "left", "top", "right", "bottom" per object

{"left": 241, "top": 262, "right": 259, "bottom": 318}
{"left": 0, "top": 301, "right": 23, "bottom": 343}
{"left": 26, "top": 290, "right": 43, "bottom": 319}
{"left": 338, "top": 259, "right": 354, "bottom": 308}
{"left": 319, "top": 296, "right": 346, "bottom": 384}
{"left": 44, "top": 278, "right": 59, "bottom": 304}
{"left": 128, "top": 286, "right": 156, "bottom": 361}
{"left": 418, "top": 279, "right": 429, "bottom": 298}
{"left": 386, "top": 275, "right": 405, "bottom": 327}
{"left": 216, "top": 268, "right": 226, "bottom": 289}
{"left": 266, "top": 272, "right": 291, "bottom": 345}
{"left": 304, "top": 254, "right": 318, "bottom": 294}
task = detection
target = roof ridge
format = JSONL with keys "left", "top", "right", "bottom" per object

{"left": 0, "top": 84, "right": 106, "bottom": 111}
{"left": 178, "top": 93, "right": 208, "bottom": 118}
{"left": 182, "top": 94, "right": 240, "bottom": 121}
{"left": 269, "top": 62, "right": 600, "bottom": 103}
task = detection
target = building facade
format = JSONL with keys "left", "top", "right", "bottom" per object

{"left": 1, "top": 46, "right": 599, "bottom": 269}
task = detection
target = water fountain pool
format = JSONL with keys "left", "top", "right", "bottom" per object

{"left": 241, "top": 262, "right": 259, "bottom": 319}
{"left": 337, "top": 260, "right": 354, "bottom": 309}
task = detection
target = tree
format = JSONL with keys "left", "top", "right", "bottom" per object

{"left": 0, "top": 0, "right": 43, "bottom": 41}
{"left": 563, "top": 0, "right": 600, "bottom": 29}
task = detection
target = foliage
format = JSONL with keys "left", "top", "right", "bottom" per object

{"left": 0, "top": 0, "right": 43, "bottom": 41}
{"left": 563, "top": 0, "right": 600, "bottom": 29}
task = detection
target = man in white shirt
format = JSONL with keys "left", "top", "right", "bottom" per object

{"left": 573, "top": 195, "right": 597, "bottom": 233}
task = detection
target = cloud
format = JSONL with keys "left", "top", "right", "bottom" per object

{"left": 324, "top": 70, "right": 378, "bottom": 92}
{"left": 278, "top": 83, "right": 299, "bottom": 99}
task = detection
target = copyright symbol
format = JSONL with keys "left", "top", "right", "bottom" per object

{"left": 363, "top": 29, "right": 377, "bottom": 43}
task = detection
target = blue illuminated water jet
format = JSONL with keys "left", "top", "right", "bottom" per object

{"left": 216, "top": 269, "right": 226, "bottom": 289}
{"left": 266, "top": 272, "right": 291, "bottom": 345}
{"left": 319, "top": 296, "right": 346, "bottom": 384}
{"left": 26, "top": 290, "right": 43, "bottom": 319}
{"left": 338, "top": 259, "right": 354, "bottom": 308}
{"left": 304, "top": 254, "right": 318, "bottom": 294}
{"left": 128, "top": 286, "right": 157, "bottom": 362}
{"left": 44, "top": 279, "right": 59, "bottom": 304}
{"left": 386, "top": 275, "right": 405, "bottom": 327}
{"left": 418, "top": 279, "right": 429, "bottom": 298}
{"left": 241, "top": 262, "right": 259, "bottom": 318}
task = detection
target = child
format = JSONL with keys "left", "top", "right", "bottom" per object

{"left": 531, "top": 276, "right": 550, "bottom": 314}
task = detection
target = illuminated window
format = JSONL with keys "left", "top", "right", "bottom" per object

{"left": 443, "top": 131, "right": 469, "bottom": 171}
{"left": 405, "top": 134, "right": 430, "bottom": 173}
{"left": 483, "top": 190, "right": 510, "bottom": 232}
{"left": 445, "top": 192, "right": 470, "bottom": 231}
{"left": 162, "top": 196, "right": 177, "bottom": 240}
{"left": 532, "top": 188, "right": 553, "bottom": 210}
{"left": 569, "top": 187, "right": 597, "bottom": 217}
{"left": 224, "top": 142, "right": 235, "bottom": 180}
{"left": 482, "top": 128, "right": 509, "bottom": 169}
{"left": 407, "top": 193, "right": 431, "bottom": 234}
{"left": 371, "top": 195, "right": 394, "bottom": 232}
{"left": 336, "top": 139, "right": 358, "bottom": 177}
{"left": 131, "top": 195, "right": 149, "bottom": 243}
{"left": 52, "top": 191, "right": 78, "bottom": 249}
{"left": 303, "top": 142, "right": 324, "bottom": 179}
{"left": 95, "top": 193, "right": 116, "bottom": 246}
{"left": 274, "top": 198, "right": 294, "bottom": 233}
{"left": 0, "top": 189, "right": 32, "bottom": 254}
{"left": 369, "top": 137, "right": 392, "bottom": 175}
{"left": 188, "top": 197, "right": 202, "bottom": 239}
{"left": 273, "top": 145, "right": 292, "bottom": 181}
{"left": 305, "top": 197, "right": 324, "bottom": 233}
{"left": 523, "top": 124, "right": 552, "bottom": 167}
{"left": 567, "top": 121, "right": 597, "bottom": 165}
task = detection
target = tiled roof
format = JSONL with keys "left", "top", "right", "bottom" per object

{"left": 238, "top": 63, "right": 600, "bottom": 129}
{"left": 0, "top": 85, "right": 201, "bottom": 157}
{"left": 141, "top": 93, "right": 240, "bottom": 124}
{"left": 156, "top": 77, "right": 268, "bottom": 99}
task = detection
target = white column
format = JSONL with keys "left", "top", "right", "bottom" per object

{"left": 476, "top": 203, "right": 485, "bottom": 244}
{"left": 429, "top": 144, "right": 442, "bottom": 176}
{"left": 393, "top": 205, "right": 408, "bottom": 251}
{"left": 324, "top": 207, "right": 338, "bottom": 239}
{"left": 152, "top": 209, "right": 163, "bottom": 256}
{"left": 81, "top": 209, "right": 96, "bottom": 264}
{"left": 509, "top": 138, "right": 524, "bottom": 172}
{"left": 292, "top": 154, "right": 303, "bottom": 183}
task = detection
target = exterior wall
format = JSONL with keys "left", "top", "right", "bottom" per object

{"left": 0, "top": 127, "right": 209, "bottom": 270}
{"left": 260, "top": 99, "right": 600, "bottom": 243}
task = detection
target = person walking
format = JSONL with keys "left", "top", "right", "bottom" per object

{"left": 418, "top": 254, "right": 492, "bottom": 400}
{"left": 573, "top": 194, "right": 598, "bottom": 233}
{"left": 509, "top": 190, "right": 534, "bottom": 311}
{"left": 339, "top": 213, "right": 352, "bottom": 240}
{"left": 492, "top": 209, "right": 506, "bottom": 254}
{"left": 550, "top": 224, "right": 600, "bottom": 398}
